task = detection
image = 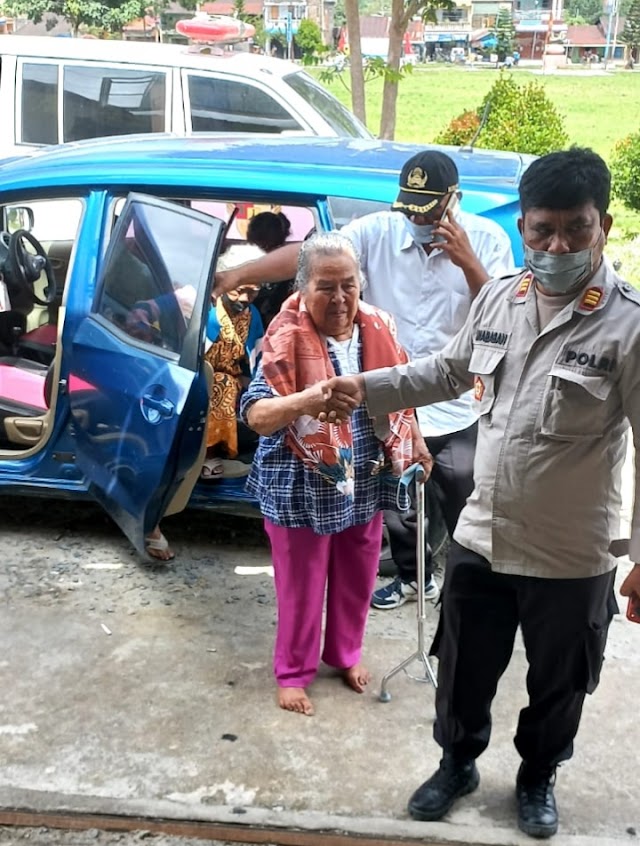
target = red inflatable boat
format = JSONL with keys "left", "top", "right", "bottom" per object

{"left": 176, "top": 15, "right": 256, "bottom": 44}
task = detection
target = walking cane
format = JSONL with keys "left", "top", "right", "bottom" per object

{"left": 379, "top": 463, "right": 438, "bottom": 702}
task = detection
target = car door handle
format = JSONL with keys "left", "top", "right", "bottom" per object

{"left": 141, "top": 394, "right": 175, "bottom": 419}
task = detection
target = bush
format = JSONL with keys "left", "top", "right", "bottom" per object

{"left": 435, "top": 110, "right": 481, "bottom": 147}
{"left": 435, "top": 73, "right": 568, "bottom": 156}
{"left": 295, "top": 19, "right": 325, "bottom": 59}
{"left": 610, "top": 131, "right": 640, "bottom": 212}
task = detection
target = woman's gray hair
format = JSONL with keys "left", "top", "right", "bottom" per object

{"left": 295, "top": 232, "right": 366, "bottom": 293}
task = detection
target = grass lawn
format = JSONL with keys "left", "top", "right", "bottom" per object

{"left": 316, "top": 66, "right": 640, "bottom": 281}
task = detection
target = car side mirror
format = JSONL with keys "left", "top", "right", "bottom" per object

{"left": 6, "top": 207, "right": 35, "bottom": 235}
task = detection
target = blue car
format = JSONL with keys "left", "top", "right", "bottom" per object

{"left": 0, "top": 135, "right": 529, "bottom": 554}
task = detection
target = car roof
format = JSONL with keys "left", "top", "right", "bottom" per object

{"left": 0, "top": 135, "right": 530, "bottom": 207}
{"left": 0, "top": 34, "right": 297, "bottom": 78}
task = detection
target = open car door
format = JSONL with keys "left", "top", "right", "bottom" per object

{"left": 68, "top": 193, "right": 225, "bottom": 553}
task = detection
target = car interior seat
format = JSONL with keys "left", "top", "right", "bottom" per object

{"left": 0, "top": 356, "right": 50, "bottom": 447}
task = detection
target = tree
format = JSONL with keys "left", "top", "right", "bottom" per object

{"left": 295, "top": 18, "right": 324, "bottom": 59}
{"left": 564, "top": 0, "right": 604, "bottom": 23}
{"left": 6, "top": 0, "right": 196, "bottom": 36}
{"left": 7, "top": 0, "right": 105, "bottom": 35}
{"left": 378, "top": 0, "right": 453, "bottom": 139}
{"left": 492, "top": 6, "right": 515, "bottom": 62}
{"left": 620, "top": 0, "right": 640, "bottom": 61}
{"left": 345, "top": 0, "right": 367, "bottom": 124}
{"left": 319, "top": 0, "right": 452, "bottom": 135}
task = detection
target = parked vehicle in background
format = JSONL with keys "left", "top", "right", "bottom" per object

{"left": 0, "top": 135, "right": 529, "bottom": 554}
{"left": 0, "top": 34, "right": 371, "bottom": 158}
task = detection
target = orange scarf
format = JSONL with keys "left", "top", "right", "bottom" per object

{"left": 261, "top": 293, "right": 414, "bottom": 498}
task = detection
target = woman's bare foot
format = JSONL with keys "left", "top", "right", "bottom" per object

{"left": 342, "top": 663, "right": 371, "bottom": 693}
{"left": 278, "top": 687, "right": 314, "bottom": 716}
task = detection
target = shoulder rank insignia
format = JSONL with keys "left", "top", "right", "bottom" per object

{"left": 618, "top": 282, "right": 640, "bottom": 306}
{"left": 579, "top": 287, "right": 603, "bottom": 312}
{"left": 514, "top": 273, "right": 532, "bottom": 301}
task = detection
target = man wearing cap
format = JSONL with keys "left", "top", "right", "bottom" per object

{"left": 215, "top": 150, "right": 515, "bottom": 609}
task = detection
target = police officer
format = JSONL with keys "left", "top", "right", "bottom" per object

{"left": 323, "top": 147, "right": 640, "bottom": 839}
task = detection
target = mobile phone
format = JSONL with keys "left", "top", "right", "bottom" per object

{"left": 627, "top": 592, "right": 640, "bottom": 624}
{"left": 432, "top": 194, "right": 460, "bottom": 242}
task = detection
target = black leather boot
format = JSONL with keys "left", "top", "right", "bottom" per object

{"left": 408, "top": 753, "right": 480, "bottom": 821}
{"left": 516, "top": 762, "right": 558, "bottom": 838}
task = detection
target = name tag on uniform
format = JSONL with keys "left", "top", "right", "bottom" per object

{"left": 474, "top": 328, "right": 510, "bottom": 347}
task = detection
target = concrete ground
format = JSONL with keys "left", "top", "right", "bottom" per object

{"left": 0, "top": 459, "right": 639, "bottom": 846}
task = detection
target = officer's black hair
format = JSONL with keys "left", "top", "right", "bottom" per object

{"left": 519, "top": 147, "right": 611, "bottom": 220}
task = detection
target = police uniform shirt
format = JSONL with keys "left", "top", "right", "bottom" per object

{"left": 363, "top": 258, "right": 640, "bottom": 579}
{"left": 340, "top": 210, "right": 516, "bottom": 438}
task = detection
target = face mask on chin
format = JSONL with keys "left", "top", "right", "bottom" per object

{"left": 222, "top": 293, "right": 250, "bottom": 315}
{"left": 524, "top": 232, "right": 603, "bottom": 295}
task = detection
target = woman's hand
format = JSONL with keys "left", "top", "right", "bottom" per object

{"left": 300, "top": 381, "right": 334, "bottom": 418}
{"left": 412, "top": 435, "right": 433, "bottom": 480}
{"left": 409, "top": 417, "right": 433, "bottom": 479}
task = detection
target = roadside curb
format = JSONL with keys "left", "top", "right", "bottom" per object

{"left": 0, "top": 791, "right": 634, "bottom": 846}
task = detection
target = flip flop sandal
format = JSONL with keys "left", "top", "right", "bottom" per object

{"left": 200, "top": 457, "right": 224, "bottom": 480}
{"left": 144, "top": 531, "right": 175, "bottom": 561}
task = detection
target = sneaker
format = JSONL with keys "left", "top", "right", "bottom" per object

{"left": 516, "top": 763, "right": 558, "bottom": 839}
{"left": 371, "top": 575, "right": 440, "bottom": 610}
{"left": 408, "top": 754, "right": 480, "bottom": 821}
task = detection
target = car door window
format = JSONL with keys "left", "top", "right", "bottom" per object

{"left": 63, "top": 65, "right": 167, "bottom": 142}
{"left": 187, "top": 73, "right": 303, "bottom": 133}
{"left": 96, "top": 197, "right": 217, "bottom": 357}
{"left": 21, "top": 63, "right": 59, "bottom": 145}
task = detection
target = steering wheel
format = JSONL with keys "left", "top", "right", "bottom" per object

{"left": 8, "top": 229, "right": 58, "bottom": 307}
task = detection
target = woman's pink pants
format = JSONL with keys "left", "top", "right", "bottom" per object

{"left": 264, "top": 513, "right": 383, "bottom": 688}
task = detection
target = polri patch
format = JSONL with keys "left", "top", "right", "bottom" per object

{"left": 474, "top": 376, "right": 485, "bottom": 401}
{"left": 563, "top": 348, "right": 616, "bottom": 372}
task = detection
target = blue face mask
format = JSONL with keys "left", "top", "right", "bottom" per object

{"left": 396, "top": 461, "right": 427, "bottom": 510}
{"left": 404, "top": 217, "right": 436, "bottom": 245}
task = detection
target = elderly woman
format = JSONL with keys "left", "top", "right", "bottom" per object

{"left": 240, "top": 233, "right": 431, "bottom": 716}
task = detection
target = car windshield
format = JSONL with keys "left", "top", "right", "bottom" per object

{"left": 283, "top": 72, "right": 372, "bottom": 139}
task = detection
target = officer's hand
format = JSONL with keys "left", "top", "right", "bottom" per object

{"left": 620, "top": 563, "right": 640, "bottom": 597}
{"left": 318, "top": 375, "right": 364, "bottom": 423}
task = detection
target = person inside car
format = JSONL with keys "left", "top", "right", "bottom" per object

{"left": 247, "top": 211, "right": 294, "bottom": 328}
{"left": 201, "top": 244, "right": 264, "bottom": 479}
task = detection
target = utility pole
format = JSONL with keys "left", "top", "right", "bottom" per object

{"left": 604, "top": 0, "right": 618, "bottom": 67}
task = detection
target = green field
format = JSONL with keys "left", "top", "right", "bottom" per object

{"left": 316, "top": 66, "right": 640, "bottom": 281}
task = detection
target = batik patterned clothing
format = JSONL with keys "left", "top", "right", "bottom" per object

{"left": 205, "top": 300, "right": 258, "bottom": 456}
